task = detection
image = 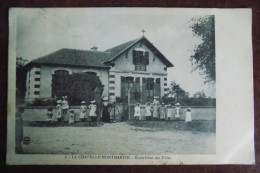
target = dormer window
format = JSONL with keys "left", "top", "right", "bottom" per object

{"left": 133, "top": 48, "right": 149, "bottom": 71}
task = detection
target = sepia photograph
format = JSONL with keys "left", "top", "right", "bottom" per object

{"left": 7, "top": 8, "right": 254, "bottom": 165}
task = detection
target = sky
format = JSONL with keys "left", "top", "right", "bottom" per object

{"left": 16, "top": 8, "right": 216, "bottom": 98}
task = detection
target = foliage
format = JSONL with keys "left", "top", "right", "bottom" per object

{"left": 115, "top": 97, "right": 125, "bottom": 103}
{"left": 193, "top": 90, "right": 206, "bottom": 98}
{"left": 168, "top": 81, "right": 189, "bottom": 98}
{"left": 16, "top": 57, "right": 28, "bottom": 100}
{"left": 162, "top": 97, "right": 216, "bottom": 107}
{"left": 52, "top": 72, "right": 103, "bottom": 105}
{"left": 27, "top": 98, "right": 57, "bottom": 106}
{"left": 189, "top": 16, "right": 215, "bottom": 84}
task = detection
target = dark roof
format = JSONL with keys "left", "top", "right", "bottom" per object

{"left": 28, "top": 37, "right": 174, "bottom": 68}
{"left": 29, "top": 48, "right": 110, "bottom": 68}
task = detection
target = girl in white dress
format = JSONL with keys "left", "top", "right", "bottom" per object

{"left": 134, "top": 103, "right": 141, "bottom": 120}
{"left": 160, "top": 103, "right": 166, "bottom": 120}
{"left": 166, "top": 104, "right": 173, "bottom": 121}
{"left": 89, "top": 100, "right": 97, "bottom": 122}
{"left": 175, "top": 102, "right": 181, "bottom": 120}
{"left": 61, "top": 96, "right": 69, "bottom": 118}
{"left": 145, "top": 102, "right": 152, "bottom": 121}
{"left": 56, "top": 100, "right": 62, "bottom": 122}
{"left": 185, "top": 108, "right": 192, "bottom": 122}
{"left": 152, "top": 102, "right": 160, "bottom": 120}
{"left": 68, "top": 109, "right": 75, "bottom": 124}
{"left": 79, "top": 101, "right": 87, "bottom": 121}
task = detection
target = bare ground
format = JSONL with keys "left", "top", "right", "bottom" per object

{"left": 22, "top": 121, "right": 215, "bottom": 155}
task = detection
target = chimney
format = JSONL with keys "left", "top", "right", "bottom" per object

{"left": 91, "top": 46, "right": 98, "bottom": 52}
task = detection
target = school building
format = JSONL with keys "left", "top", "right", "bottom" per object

{"left": 25, "top": 36, "right": 174, "bottom": 103}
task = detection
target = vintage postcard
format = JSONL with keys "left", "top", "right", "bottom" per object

{"left": 7, "top": 8, "right": 254, "bottom": 165}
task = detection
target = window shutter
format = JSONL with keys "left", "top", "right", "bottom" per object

{"left": 145, "top": 52, "right": 149, "bottom": 65}
{"left": 133, "top": 51, "right": 137, "bottom": 64}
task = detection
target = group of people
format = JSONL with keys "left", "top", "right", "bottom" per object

{"left": 50, "top": 96, "right": 111, "bottom": 124}
{"left": 47, "top": 96, "right": 192, "bottom": 123}
{"left": 134, "top": 101, "right": 192, "bottom": 122}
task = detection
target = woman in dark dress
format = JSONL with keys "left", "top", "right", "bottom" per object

{"left": 101, "top": 97, "right": 111, "bottom": 123}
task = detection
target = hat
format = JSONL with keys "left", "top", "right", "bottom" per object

{"left": 81, "top": 101, "right": 86, "bottom": 104}
{"left": 188, "top": 108, "right": 191, "bottom": 110}
{"left": 57, "top": 100, "right": 62, "bottom": 104}
{"left": 64, "top": 96, "right": 68, "bottom": 99}
{"left": 69, "top": 109, "right": 74, "bottom": 112}
{"left": 62, "top": 96, "right": 65, "bottom": 99}
{"left": 91, "top": 100, "right": 96, "bottom": 103}
{"left": 103, "top": 97, "right": 108, "bottom": 101}
{"left": 175, "top": 102, "right": 181, "bottom": 106}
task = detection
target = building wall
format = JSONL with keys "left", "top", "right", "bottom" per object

{"left": 25, "top": 65, "right": 109, "bottom": 101}
{"left": 109, "top": 42, "right": 169, "bottom": 101}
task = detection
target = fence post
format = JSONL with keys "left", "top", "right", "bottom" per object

{"left": 128, "top": 87, "right": 135, "bottom": 120}
{"left": 94, "top": 87, "right": 102, "bottom": 121}
{"left": 16, "top": 106, "right": 24, "bottom": 154}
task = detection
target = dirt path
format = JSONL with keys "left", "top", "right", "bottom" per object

{"left": 22, "top": 122, "right": 215, "bottom": 154}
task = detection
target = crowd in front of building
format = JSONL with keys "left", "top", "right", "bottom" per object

{"left": 46, "top": 95, "right": 192, "bottom": 124}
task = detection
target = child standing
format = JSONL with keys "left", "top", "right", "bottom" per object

{"left": 79, "top": 101, "right": 87, "bottom": 122}
{"left": 47, "top": 107, "right": 53, "bottom": 121}
{"left": 134, "top": 103, "right": 141, "bottom": 120}
{"left": 166, "top": 104, "right": 172, "bottom": 121}
{"left": 175, "top": 102, "right": 181, "bottom": 120}
{"left": 68, "top": 109, "right": 75, "bottom": 124}
{"left": 56, "top": 100, "right": 62, "bottom": 122}
{"left": 61, "top": 96, "right": 69, "bottom": 118}
{"left": 89, "top": 100, "right": 97, "bottom": 122}
{"left": 145, "top": 102, "right": 152, "bottom": 121}
{"left": 160, "top": 103, "right": 167, "bottom": 120}
{"left": 185, "top": 108, "right": 192, "bottom": 122}
{"left": 152, "top": 101, "right": 160, "bottom": 120}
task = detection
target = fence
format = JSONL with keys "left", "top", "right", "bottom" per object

{"left": 21, "top": 105, "right": 216, "bottom": 122}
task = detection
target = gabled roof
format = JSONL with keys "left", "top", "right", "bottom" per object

{"left": 27, "top": 36, "right": 174, "bottom": 68}
{"left": 104, "top": 37, "right": 173, "bottom": 67}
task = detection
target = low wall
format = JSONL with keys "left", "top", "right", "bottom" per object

{"left": 21, "top": 105, "right": 216, "bottom": 122}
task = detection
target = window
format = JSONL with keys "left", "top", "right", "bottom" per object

{"left": 109, "top": 75, "right": 115, "bottom": 78}
{"left": 109, "top": 81, "right": 115, "bottom": 84}
{"left": 34, "top": 91, "right": 39, "bottom": 95}
{"left": 35, "top": 84, "right": 40, "bottom": 88}
{"left": 133, "top": 49, "right": 149, "bottom": 71}
{"left": 35, "top": 71, "right": 40, "bottom": 75}
{"left": 35, "top": 78, "right": 40, "bottom": 81}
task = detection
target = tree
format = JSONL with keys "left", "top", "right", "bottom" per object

{"left": 189, "top": 16, "right": 215, "bottom": 84}
{"left": 193, "top": 90, "right": 206, "bottom": 98}
{"left": 168, "top": 81, "right": 188, "bottom": 98}
{"left": 52, "top": 72, "right": 103, "bottom": 105}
